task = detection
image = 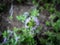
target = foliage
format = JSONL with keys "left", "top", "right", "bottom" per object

{"left": 55, "top": 11, "right": 60, "bottom": 18}
{"left": 52, "top": 20, "right": 60, "bottom": 32}
{"left": 2, "top": 8, "right": 39, "bottom": 45}
{"left": 2, "top": 27, "right": 36, "bottom": 45}
{"left": 49, "top": 14, "right": 56, "bottom": 20}
{"left": 27, "top": 18, "right": 36, "bottom": 27}
{"left": 40, "top": 37, "right": 47, "bottom": 45}
{"left": 42, "top": 7, "right": 60, "bottom": 45}
{"left": 30, "top": 8, "right": 39, "bottom": 16}
{"left": 40, "top": 31, "right": 60, "bottom": 45}
{"left": 16, "top": 14, "right": 27, "bottom": 23}
{"left": 1, "top": 0, "right": 60, "bottom": 45}
{"left": 45, "top": 21, "right": 51, "bottom": 26}
{"left": 16, "top": 8, "right": 39, "bottom": 23}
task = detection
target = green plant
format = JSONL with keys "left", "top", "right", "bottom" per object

{"left": 40, "top": 31, "right": 60, "bottom": 45}
{"left": 39, "top": 6, "right": 44, "bottom": 12}
{"left": 49, "top": 14, "right": 56, "bottom": 20}
{"left": 52, "top": 20, "right": 60, "bottom": 32}
{"left": 16, "top": 15, "right": 27, "bottom": 23}
{"left": 32, "top": 0, "right": 36, "bottom": 4}
{"left": 45, "top": 21, "right": 51, "bottom": 26}
{"left": 40, "top": 37, "right": 47, "bottom": 45}
{"left": 49, "top": 14, "right": 60, "bottom": 32}
{"left": 44, "top": 31, "right": 56, "bottom": 39}
{"left": 32, "top": 0, "right": 39, "bottom": 5}
{"left": 40, "top": 31, "right": 56, "bottom": 45}
{"left": 2, "top": 27, "right": 36, "bottom": 45}
{"left": 44, "top": 3, "right": 55, "bottom": 14}
{"left": 2, "top": 9, "right": 40, "bottom": 44}
{"left": 55, "top": 11, "right": 60, "bottom": 18}
{"left": 30, "top": 9, "right": 39, "bottom": 17}
{"left": 27, "top": 18, "right": 36, "bottom": 27}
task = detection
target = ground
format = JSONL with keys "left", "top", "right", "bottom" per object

{"left": 1, "top": 4, "right": 52, "bottom": 37}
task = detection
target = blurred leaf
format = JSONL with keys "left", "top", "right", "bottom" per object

{"left": 13, "top": 27, "right": 19, "bottom": 32}
{"left": 40, "top": 38, "right": 47, "bottom": 45}
{"left": 16, "top": 15, "right": 27, "bottom": 22}
{"left": 53, "top": 20, "right": 60, "bottom": 32}
{"left": 46, "top": 41, "right": 54, "bottom": 45}
{"left": 56, "top": 33, "right": 60, "bottom": 40}
{"left": 45, "top": 21, "right": 51, "bottom": 26}
{"left": 55, "top": 11, "right": 60, "bottom": 18}
{"left": 49, "top": 14, "right": 56, "bottom": 20}
{"left": 30, "top": 9, "right": 39, "bottom": 16}
{"left": 3, "top": 31, "right": 7, "bottom": 38}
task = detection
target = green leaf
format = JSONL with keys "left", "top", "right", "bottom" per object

{"left": 30, "top": 9, "right": 39, "bottom": 16}
{"left": 16, "top": 16, "right": 21, "bottom": 21}
{"left": 13, "top": 27, "right": 19, "bottom": 32}
{"left": 3, "top": 31, "right": 7, "bottom": 38}
{"left": 40, "top": 38, "right": 47, "bottom": 45}
{"left": 56, "top": 33, "right": 60, "bottom": 40}
{"left": 45, "top": 21, "right": 51, "bottom": 26}
{"left": 55, "top": 11, "right": 60, "bottom": 18}
{"left": 46, "top": 42, "right": 54, "bottom": 45}
{"left": 53, "top": 20, "right": 60, "bottom": 32}
{"left": 49, "top": 14, "right": 56, "bottom": 20}
{"left": 16, "top": 15, "right": 27, "bottom": 22}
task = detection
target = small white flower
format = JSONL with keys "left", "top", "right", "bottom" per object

{"left": 25, "top": 16, "right": 39, "bottom": 30}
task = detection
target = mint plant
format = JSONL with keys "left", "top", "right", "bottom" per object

{"left": 2, "top": 27, "right": 36, "bottom": 45}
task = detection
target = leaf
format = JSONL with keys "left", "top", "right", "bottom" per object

{"left": 49, "top": 14, "right": 56, "bottom": 20}
{"left": 40, "top": 38, "right": 47, "bottom": 45}
{"left": 45, "top": 21, "right": 51, "bottom": 26}
{"left": 55, "top": 11, "right": 60, "bottom": 18}
{"left": 30, "top": 9, "right": 39, "bottom": 16}
{"left": 16, "top": 15, "right": 27, "bottom": 22}
{"left": 13, "top": 27, "right": 19, "bottom": 32}
{"left": 3, "top": 31, "right": 7, "bottom": 38}
{"left": 56, "top": 33, "right": 60, "bottom": 40}
{"left": 46, "top": 42, "right": 54, "bottom": 45}
{"left": 16, "top": 16, "right": 21, "bottom": 21}
{"left": 53, "top": 20, "right": 60, "bottom": 32}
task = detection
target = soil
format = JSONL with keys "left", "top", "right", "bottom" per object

{"left": 1, "top": 4, "right": 52, "bottom": 34}
{"left": 1, "top": 4, "right": 34, "bottom": 31}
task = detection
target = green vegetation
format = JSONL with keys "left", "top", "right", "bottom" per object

{"left": 2, "top": 27, "right": 36, "bottom": 45}
{"left": 1, "top": 0, "right": 60, "bottom": 45}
